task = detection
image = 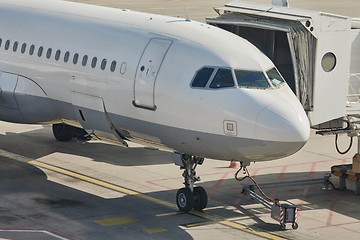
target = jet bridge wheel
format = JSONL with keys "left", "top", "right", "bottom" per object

{"left": 52, "top": 123, "right": 75, "bottom": 142}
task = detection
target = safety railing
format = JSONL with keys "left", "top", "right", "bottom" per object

{"left": 348, "top": 73, "right": 360, "bottom": 104}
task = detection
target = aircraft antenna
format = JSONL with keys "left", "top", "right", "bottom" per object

{"left": 272, "top": 0, "right": 289, "bottom": 7}
{"left": 184, "top": 6, "right": 191, "bottom": 21}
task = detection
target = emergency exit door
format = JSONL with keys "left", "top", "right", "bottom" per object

{"left": 133, "top": 38, "right": 173, "bottom": 110}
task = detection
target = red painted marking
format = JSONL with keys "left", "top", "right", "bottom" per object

{"left": 297, "top": 185, "right": 310, "bottom": 215}
{"left": 250, "top": 168, "right": 259, "bottom": 177}
{"left": 208, "top": 172, "right": 229, "bottom": 198}
{"left": 326, "top": 197, "right": 338, "bottom": 226}
{"left": 307, "top": 220, "right": 360, "bottom": 231}
{"left": 277, "top": 165, "right": 288, "bottom": 182}
{"left": 309, "top": 162, "right": 317, "bottom": 178}
{"left": 269, "top": 165, "right": 288, "bottom": 200}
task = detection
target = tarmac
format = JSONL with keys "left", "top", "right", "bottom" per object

{"left": 1, "top": 1, "right": 360, "bottom": 240}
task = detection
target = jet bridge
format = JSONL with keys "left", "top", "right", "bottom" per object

{"left": 207, "top": 0, "right": 360, "bottom": 131}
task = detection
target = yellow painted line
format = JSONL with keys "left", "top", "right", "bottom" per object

{"left": 203, "top": 206, "right": 225, "bottom": 211}
{"left": 156, "top": 212, "right": 180, "bottom": 217}
{"left": 145, "top": 227, "right": 168, "bottom": 234}
{"left": 28, "top": 159, "right": 285, "bottom": 240}
{"left": 30, "top": 160, "right": 176, "bottom": 209}
{"left": 191, "top": 211, "right": 286, "bottom": 240}
{"left": 95, "top": 217, "right": 138, "bottom": 227}
{"left": 184, "top": 221, "right": 215, "bottom": 228}
{"left": 226, "top": 216, "right": 252, "bottom": 221}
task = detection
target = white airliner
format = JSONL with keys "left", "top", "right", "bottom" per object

{"left": 0, "top": 0, "right": 310, "bottom": 212}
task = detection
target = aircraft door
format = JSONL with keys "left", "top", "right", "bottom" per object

{"left": 133, "top": 38, "right": 173, "bottom": 110}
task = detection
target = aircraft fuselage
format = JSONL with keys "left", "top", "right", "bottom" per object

{"left": 0, "top": 0, "right": 310, "bottom": 162}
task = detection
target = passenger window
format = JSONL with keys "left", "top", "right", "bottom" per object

{"left": 0, "top": 38, "right": 2, "bottom": 47}
{"left": 82, "top": 55, "right": 88, "bottom": 66}
{"left": 29, "top": 45, "right": 35, "bottom": 55}
{"left": 64, "top": 51, "right": 70, "bottom": 63}
{"left": 21, "top": 43, "right": 27, "bottom": 54}
{"left": 210, "top": 69, "right": 235, "bottom": 89}
{"left": 46, "top": 48, "right": 52, "bottom": 59}
{"left": 38, "top": 46, "right": 43, "bottom": 57}
{"left": 266, "top": 68, "right": 285, "bottom": 87}
{"left": 55, "top": 50, "right": 61, "bottom": 61}
{"left": 120, "top": 62, "right": 127, "bottom": 74}
{"left": 13, "top": 41, "right": 18, "bottom": 52}
{"left": 110, "top": 61, "right": 117, "bottom": 72}
{"left": 191, "top": 67, "right": 214, "bottom": 88}
{"left": 91, "top": 57, "right": 97, "bottom": 68}
{"left": 101, "top": 59, "right": 107, "bottom": 70}
{"left": 5, "top": 40, "right": 10, "bottom": 50}
{"left": 235, "top": 70, "right": 270, "bottom": 89}
{"left": 73, "top": 53, "right": 79, "bottom": 64}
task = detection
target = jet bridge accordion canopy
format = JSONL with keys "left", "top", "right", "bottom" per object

{"left": 207, "top": 1, "right": 357, "bottom": 126}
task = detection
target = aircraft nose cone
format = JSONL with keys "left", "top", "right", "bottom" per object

{"left": 256, "top": 102, "right": 310, "bottom": 144}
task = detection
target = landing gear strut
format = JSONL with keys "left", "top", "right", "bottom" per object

{"left": 173, "top": 153, "right": 207, "bottom": 212}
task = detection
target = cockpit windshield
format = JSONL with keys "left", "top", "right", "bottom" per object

{"left": 266, "top": 68, "right": 285, "bottom": 87}
{"left": 235, "top": 70, "right": 270, "bottom": 89}
{"left": 191, "top": 66, "right": 285, "bottom": 90}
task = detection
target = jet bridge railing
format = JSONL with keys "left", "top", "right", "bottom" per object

{"left": 347, "top": 73, "right": 360, "bottom": 115}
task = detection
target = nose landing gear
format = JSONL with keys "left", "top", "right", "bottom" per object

{"left": 173, "top": 153, "right": 208, "bottom": 212}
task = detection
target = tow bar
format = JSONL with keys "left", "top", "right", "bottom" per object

{"left": 237, "top": 167, "right": 299, "bottom": 230}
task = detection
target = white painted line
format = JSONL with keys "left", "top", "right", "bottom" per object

{"left": 0, "top": 229, "right": 70, "bottom": 240}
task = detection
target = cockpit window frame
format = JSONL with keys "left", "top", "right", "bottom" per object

{"left": 190, "top": 66, "right": 216, "bottom": 89}
{"left": 190, "top": 66, "right": 236, "bottom": 90}
{"left": 209, "top": 68, "right": 236, "bottom": 89}
{"left": 265, "top": 67, "right": 286, "bottom": 88}
{"left": 235, "top": 69, "right": 271, "bottom": 90}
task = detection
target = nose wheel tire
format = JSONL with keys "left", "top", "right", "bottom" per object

{"left": 193, "top": 186, "right": 208, "bottom": 211}
{"left": 176, "top": 187, "right": 208, "bottom": 212}
{"left": 176, "top": 188, "right": 194, "bottom": 212}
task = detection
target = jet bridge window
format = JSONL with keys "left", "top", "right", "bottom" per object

{"left": 191, "top": 67, "right": 214, "bottom": 88}
{"left": 235, "top": 70, "right": 270, "bottom": 89}
{"left": 210, "top": 68, "right": 235, "bottom": 89}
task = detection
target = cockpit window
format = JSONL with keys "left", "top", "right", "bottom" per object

{"left": 209, "top": 68, "right": 235, "bottom": 89}
{"left": 235, "top": 70, "right": 270, "bottom": 89}
{"left": 191, "top": 67, "right": 214, "bottom": 88}
{"left": 266, "top": 68, "right": 285, "bottom": 87}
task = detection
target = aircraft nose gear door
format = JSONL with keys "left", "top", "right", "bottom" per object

{"left": 133, "top": 38, "right": 173, "bottom": 111}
